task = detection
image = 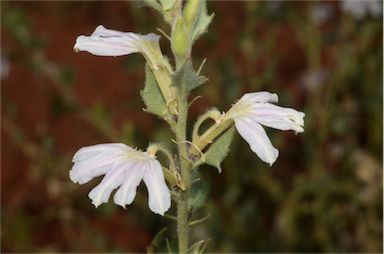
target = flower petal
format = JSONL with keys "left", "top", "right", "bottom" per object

{"left": 248, "top": 103, "right": 305, "bottom": 132}
{"left": 70, "top": 143, "right": 130, "bottom": 184}
{"left": 91, "top": 25, "right": 132, "bottom": 37}
{"left": 70, "top": 153, "right": 123, "bottom": 184}
{"left": 142, "top": 160, "right": 171, "bottom": 215}
{"left": 241, "top": 92, "right": 279, "bottom": 104}
{"left": 88, "top": 160, "right": 127, "bottom": 207}
{"left": 73, "top": 143, "right": 128, "bottom": 162}
{"left": 113, "top": 162, "right": 145, "bottom": 208}
{"left": 73, "top": 25, "right": 160, "bottom": 57}
{"left": 74, "top": 35, "right": 139, "bottom": 57}
{"left": 91, "top": 25, "right": 160, "bottom": 43}
{"left": 234, "top": 117, "right": 279, "bottom": 166}
{"left": 251, "top": 117, "right": 304, "bottom": 133}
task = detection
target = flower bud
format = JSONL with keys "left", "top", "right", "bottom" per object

{"left": 171, "top": 15, "right": 190, "bottom": 66}
{"left": 183, "top": 0, "right": 202, "bottom": 30}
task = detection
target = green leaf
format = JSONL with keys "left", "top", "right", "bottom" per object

{"left": 192, "top": 1, "right": 214, "bottom": 41}
{"left": 141, "top": 64, "right": 169, "bottom": 118}
{"left": 173, "top": 59, "right": 207, "bottom": 91}
{"left": 188, "top": 170, "right": 209, "bottom": 210}
{"left": 203, "top": 126, "right": 235, "bottom": 173}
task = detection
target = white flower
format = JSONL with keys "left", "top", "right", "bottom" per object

{"left": 226, "top": 92, "right": 305, "bottom": 166}
{"left": 69, "top": 143, "right": 171, "bottom": 216}
{"left": 74, "top": 25, "right": 160, "bottom": 57}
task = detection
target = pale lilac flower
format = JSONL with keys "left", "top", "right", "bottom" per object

{"left": 73, "top": 25, "right": 160, "bottom": 58}
{"left": 226, "top": 92, "right": 305, "bottom": 166}
{"left": 70, "top": 143, "right": 171, "bottom": 215}
{"left": 341, "top": 0, "right": 382, "bottom": 20}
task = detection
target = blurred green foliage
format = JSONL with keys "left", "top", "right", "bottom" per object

{"left": 1, "top": 1, "right": 382, "bottom": 253}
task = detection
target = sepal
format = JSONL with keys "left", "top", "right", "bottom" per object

{"left": 190, "top": 0, "right": 214, "bottom": 41}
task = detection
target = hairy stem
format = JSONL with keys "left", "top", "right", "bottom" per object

{"left": 176, "top": 77, "right": 191, "bottom": 254}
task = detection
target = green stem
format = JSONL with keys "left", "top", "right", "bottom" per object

{"left": 176, "top": 77, "right": 191, "bottom": 254}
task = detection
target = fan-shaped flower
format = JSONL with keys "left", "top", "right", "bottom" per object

{"left": 69, "top": 143, "right": 171, "bottom": 216}
{"left": 226, "top": 92, "right": 305, "bottom": 166}
{"left": 74, "top": 25, "right": 161, "bottom": 58}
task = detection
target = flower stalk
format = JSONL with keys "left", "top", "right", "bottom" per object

{"left": 190, "top": 117, "right": 233, "bottom": 157}
{"left": 191, "top": 109, "right": 222, "bottom": 143}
